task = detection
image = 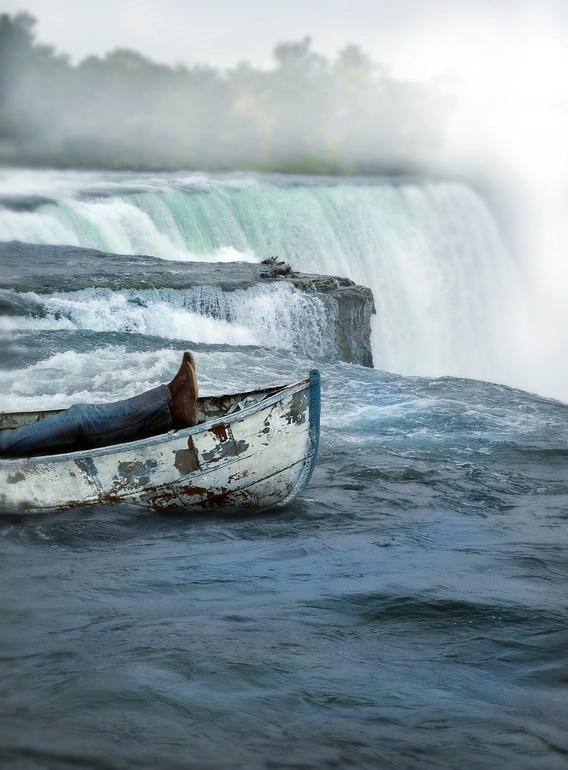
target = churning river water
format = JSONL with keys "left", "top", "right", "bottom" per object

{"left": 0, "top": 169, "right": 567, "bottom": 770}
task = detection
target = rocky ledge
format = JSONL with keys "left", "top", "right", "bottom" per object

{"left": 259, "top": 258, "right": 375, "bottom": 367}
{"left": 0, "top": 242, "right": 376, "bottom": 367}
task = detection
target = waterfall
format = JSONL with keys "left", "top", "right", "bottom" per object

{"left": 0, "top": 169, "right": 530, "bottom": 387}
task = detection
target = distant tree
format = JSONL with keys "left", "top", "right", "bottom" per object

{"left": 0, "top": 13, "right": 451, "bottom": 171}
{"left": 0, "top": 12, "right": 71, "bottom": 150}
{"left": 264, "top": 37, "right": 333, "bottom": 163}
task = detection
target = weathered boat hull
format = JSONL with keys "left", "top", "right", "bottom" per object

{"left": 0, "top": 371, "right": 321, "bottom": 513}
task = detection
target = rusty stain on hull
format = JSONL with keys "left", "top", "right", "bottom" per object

{"left": 227, "top": 468, "right": 251, "bottom": 484}
{"left": 210, "top": 424, "right": 228, "bottom": 443}
{"left": 201, "top": 424, "right": 238, "bottom": 464}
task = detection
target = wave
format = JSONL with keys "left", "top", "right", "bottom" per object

{"left": 0, "top": 284, "right": 334, "bottom": 357}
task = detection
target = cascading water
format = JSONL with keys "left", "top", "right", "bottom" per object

{"left": 3, "top": 284, "right": 334, "bottom": 359}
{"left": 0, "top": 169, "right": 531, "bottom": 390}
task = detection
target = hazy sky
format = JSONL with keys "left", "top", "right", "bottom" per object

{"left": 3, "top": 0, "right": 568, "bottom": 298}
{"left": 2, "top": 0, "right": 567, "bottom": 77}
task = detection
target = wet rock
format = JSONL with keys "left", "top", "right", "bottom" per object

{"left": 0, "top": 242, "right": 375, "bottom": 367}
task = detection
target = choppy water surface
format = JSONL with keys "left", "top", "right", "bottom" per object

{"left": 1, "top": 170, "right": 568, "bottom": 769}
{"left": 1, "top": 351, "right": 567, "bottom": 770}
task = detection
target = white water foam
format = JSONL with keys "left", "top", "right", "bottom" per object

{"left": 0, "top": 170, "right": 546, "bottom": 395}
{"left": 5, "top": 284, "right": 333, "bottom": 357}
{"left": 0, "top": 346, "right": 309, "bottom": 412}
{"left": 0, "top": 199, "right": 258, "bottom": 263}
{"left": 0, "top": 348, "right": 191, "bottom": 411}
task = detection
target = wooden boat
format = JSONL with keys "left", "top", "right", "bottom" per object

{"left": 0, "top": 370, "right": 320, "bottom": 514}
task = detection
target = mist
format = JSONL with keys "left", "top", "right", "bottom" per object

{"left": 0, "top": 13, "right": 451, "bottom": 173}
{"left": 428, "top": 10, "right": 568, "bottom": 400}
{"left": 1, "top": 6, "right": 567, "bottom": 400}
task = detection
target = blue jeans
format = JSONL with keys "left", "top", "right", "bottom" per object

{"left": 0, "top": 385, "right": 173, "bottom": 457}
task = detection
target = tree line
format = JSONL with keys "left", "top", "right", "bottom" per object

{"left": 0, "top": 12, "right": 452, "bottom": 173}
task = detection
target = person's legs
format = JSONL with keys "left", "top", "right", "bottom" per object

{"left": 0, "top": 385, "right": 173, "bottom": 457}
{"left": 0, "top": 352, "right": 199, "bottom": 458}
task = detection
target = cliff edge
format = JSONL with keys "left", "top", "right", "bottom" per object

{"left": 0, "top": 242, "right": 376, "bottom": 367}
